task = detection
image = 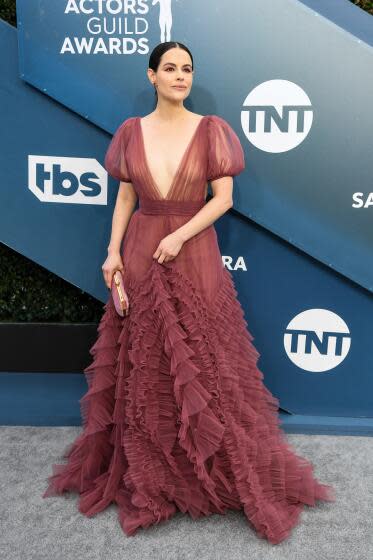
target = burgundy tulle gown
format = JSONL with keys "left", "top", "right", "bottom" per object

{"left": 42, "top": 114, "right": 336, "bottom": 544}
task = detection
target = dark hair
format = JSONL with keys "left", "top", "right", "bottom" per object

{"left": 148, "top": 42, "right": 194, "bottom": 100}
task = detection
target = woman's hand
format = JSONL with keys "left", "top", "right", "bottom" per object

{"left": 153, "top": 232, "right": 184, "bottom": 264}
{"left": 102, "top": 251, "right": 124, "bottom": 289}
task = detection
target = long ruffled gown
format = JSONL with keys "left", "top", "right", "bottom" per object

{"left": 42, "top": 114, "right": 336, "bottom": 544}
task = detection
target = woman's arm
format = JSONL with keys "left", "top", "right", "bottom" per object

{"left": 174, "top": 176, "right": 233, "bottom": 243}
{"left": 152, "top": 177, "right": 233, "bottom": 264}
{"left": 107, "top": 181, "right": 138, "bottom": 254}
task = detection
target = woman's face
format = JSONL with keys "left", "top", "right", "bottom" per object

{"left": 150, "top": 47, "right": 194, "bottom": 101}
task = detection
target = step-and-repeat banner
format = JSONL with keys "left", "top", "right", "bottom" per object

{"left": 1, "top": 0, "right": 372, "bottom": 420}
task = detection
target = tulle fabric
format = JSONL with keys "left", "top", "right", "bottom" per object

{"left": 43, "top": 115, "right": 335, "bottom": 544}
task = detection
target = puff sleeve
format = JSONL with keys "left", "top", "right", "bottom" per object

{"left": 104, "top": 117, "right": 133, "bottom": 182}
{"left": 206, "top": 115, "right": 245, "bottom": 182}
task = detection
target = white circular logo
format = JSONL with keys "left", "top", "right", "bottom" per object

{"left": 284, "top": 309, "right": 351, "bottom": 372}
{"left": 241, "top": 79, "right": 313, "bottom": 153}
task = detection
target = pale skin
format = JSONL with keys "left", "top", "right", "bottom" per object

{"left": 102, "top": 47, "right": 234, "bottom": 288}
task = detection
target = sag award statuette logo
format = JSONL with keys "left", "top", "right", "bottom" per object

{"left": 61, "top": 0, "right": 177, "bottom": 54}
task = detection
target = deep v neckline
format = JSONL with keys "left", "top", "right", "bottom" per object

{"left": 137, "top": 115, "right": 207, "bottom": 201}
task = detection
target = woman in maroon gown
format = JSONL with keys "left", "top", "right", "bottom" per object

{"left": 43, "top": 41, "right": 335, "bottom": 544}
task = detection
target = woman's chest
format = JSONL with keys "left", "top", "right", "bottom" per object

{"left": 126, "top": 124, "right": 209, "bottom": 199}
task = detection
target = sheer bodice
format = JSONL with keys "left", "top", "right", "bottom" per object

{"left": 102, "top": 115, "right": 246, "bottom": 298}
{"left": 104, "top": 114, "right": 245, "bottom": 204}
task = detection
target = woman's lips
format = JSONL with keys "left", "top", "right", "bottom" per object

{"left": 172, "top": 86, "right": 187, "bottom": 89}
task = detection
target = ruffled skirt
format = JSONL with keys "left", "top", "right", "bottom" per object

{"left": 42, "top": 259, "right": 335, "bottom": 544}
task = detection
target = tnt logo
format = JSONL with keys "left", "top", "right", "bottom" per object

{"left": 284, "top": 309, "right": 351, "bottom": 372}
{"left": 241, "top": 79, "right": 313, "bottom": 153}
{"left": 28, "top": 155, "right": 108, "bottom": 205}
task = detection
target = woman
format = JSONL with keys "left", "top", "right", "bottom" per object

{"left": 43, "top": 41, "right": 336, "bottom": 544}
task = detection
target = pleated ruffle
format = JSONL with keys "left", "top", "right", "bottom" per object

{"left": 42, "top": 259, "right": 335, "bottom": 544}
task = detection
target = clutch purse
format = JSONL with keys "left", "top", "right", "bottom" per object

{"left": 111, "top": 269, "right": 129, "bottom": 316}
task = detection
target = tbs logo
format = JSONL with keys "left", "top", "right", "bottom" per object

{"left": 28, "top": 156, "right": 108, "bottom": 205}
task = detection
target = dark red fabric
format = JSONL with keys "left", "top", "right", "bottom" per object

{"left": 43, "top": 115, "right": 335, "bottom": 544}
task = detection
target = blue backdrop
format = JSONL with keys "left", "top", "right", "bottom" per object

{"left": 1, "top": 1, "right": 372, "bottom": 430}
